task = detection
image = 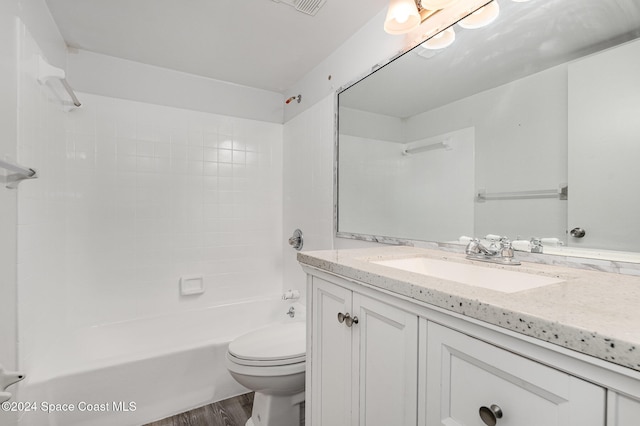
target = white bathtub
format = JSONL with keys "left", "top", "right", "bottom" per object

{"left": 19, "top": 297, "right": 304, "bottom": 426}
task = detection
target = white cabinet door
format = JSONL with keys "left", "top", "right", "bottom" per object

{"left": 311, "top": 277, "right": 353, "bottom": 426}
{"left": 608, "top": 392, "right": 640, "bottom": 426}
{"left": 352, "top": 293, "right": 418, "bottom": 426}
{"left": 426, "top": 322, "right": 606, "bottom": 426}
{"left": 310, "top": 277, "right": 419, "bottom": 426}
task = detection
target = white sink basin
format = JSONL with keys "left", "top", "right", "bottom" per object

{"left": 370, "top": 257, "right": 564, "bottom": 293}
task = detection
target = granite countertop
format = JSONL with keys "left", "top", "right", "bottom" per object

{"left": 298, "top": 246, "right": 640, "bottom": 372}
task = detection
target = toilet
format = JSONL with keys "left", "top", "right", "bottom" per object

{"left": 226, "top": 321, "right": 306, "bottom": 426}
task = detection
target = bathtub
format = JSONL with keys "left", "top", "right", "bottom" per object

{"left": 19, "top": 297, "right": 304, "bottom": 426}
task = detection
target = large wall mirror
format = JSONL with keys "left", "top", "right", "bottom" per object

{"left": 337, "top": 0, "right": 640, "bottom": 261}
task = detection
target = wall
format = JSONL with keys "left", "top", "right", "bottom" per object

{"left": 0, "top": 9, "right": 20, "bottom": 425}
{"left": 68, "top": 50, "right": 284, "bottom": 124}
{"left": 15, "top": 19, "right": 68, "bottom": 385}
{"left": 59, "top": 93, "right": 283, "bottom": 328}
{"left": 339, "top": 128, "right": 475, "bottom": 242}
{"left": 406, "top": 65, "right": 568, "bottom": 242}
{"left": 568, "top": 38, "right": 640, "bottom": 252}
{"left": 0, "top": 1, "right": 67, "bottom": 424}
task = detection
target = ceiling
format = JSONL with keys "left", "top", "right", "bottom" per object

{"left": 45, "top": 0, "right": 390, "bottom": 93}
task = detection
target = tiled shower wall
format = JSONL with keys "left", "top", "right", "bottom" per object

{"left": 62, "top": 93, "right": 284, "bottom": 328}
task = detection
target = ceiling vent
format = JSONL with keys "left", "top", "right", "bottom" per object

{"left": 272, "top": 0, "right": 327, "bottom": 16}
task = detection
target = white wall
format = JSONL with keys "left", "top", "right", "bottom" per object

{"left": 15, "top": 18, "right": 69, "bottom": 384}
{"left": 59, "top": 93, "right": 283, "bottom": 328}
{"left": 0, "top": 1, "right": 67, "bottom": 424}
{"left": 0, "top": 9, "right": 20, "bottom": 423}
{"left": 406, "top": 65, "right": 568, "bottom": 241}
{"left": 68, "top": 50, "right": 284, "bottom": 124}
{"left": 568, "top": 38, "right": 640, "bottom": 251}
{"left": 339, "top": 136, "right": 405, "bottom": 238}
{"left": 338, "top": 107, "right": 476, "bottom": 243}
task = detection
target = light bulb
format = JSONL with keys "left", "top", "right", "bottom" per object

{"left": 421, "top": 27, "right": 456, "bottom": 49}
{"left": 384, "top": 0, "right": 421, "bottom": 34}
{"left": 396, "top": 10, "right": 409, "bottom": 23}
{"left": 458, "top": 0, "right": 500, "bottom": 29}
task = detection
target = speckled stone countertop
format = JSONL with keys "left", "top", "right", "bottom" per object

{"left": 298, "top": 246, "right": 640, "bottom": 372}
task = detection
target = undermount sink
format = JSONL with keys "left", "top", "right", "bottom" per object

{"left": 370, "top": 257, "right": 564, "bottom": 293}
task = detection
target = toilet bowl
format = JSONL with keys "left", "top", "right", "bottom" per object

{"left": 226, "top": 321, "right": 305, "bottom": 426}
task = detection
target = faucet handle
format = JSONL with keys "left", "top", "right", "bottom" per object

{"left": 530, "top": 237, "right": 543, "bottom": 253}
{"left": 499, "top": 237, "right": 515, "bottom": 260}
{"left": 465, "top": 238, "right": 481, "bottom": 255}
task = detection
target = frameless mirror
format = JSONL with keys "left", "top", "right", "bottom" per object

{"left": 337, "top": 0, "right": 640, "bottom": 260}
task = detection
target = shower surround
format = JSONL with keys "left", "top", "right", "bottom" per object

{"left": 17, "top": 24, "right": 285, "bottom": 424}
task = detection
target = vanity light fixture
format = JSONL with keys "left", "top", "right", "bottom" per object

{"left": 458, "top": 0, "right": 500, "bottom": 29}
{"left": 421, "top": 27, "right": 456, "bottom": 49}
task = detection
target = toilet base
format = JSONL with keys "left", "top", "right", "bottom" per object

{"left": 245, "top": 390, "right": 304, "bottom": 426}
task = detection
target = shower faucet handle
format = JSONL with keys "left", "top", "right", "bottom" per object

{"left": 288, "top": 229, "right": 304, "bottom": 251}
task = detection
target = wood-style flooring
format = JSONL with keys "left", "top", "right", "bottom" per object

{"left": 145, "top": 393, "right": 305, "bottom": 426}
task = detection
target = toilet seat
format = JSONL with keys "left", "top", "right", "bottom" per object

{"left": 227, "top": 322, "right": 305, "bottom": 367}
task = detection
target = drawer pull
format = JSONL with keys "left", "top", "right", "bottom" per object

{"left": 337, "top": 312, "right": 346, "bottom": 323}
{"left": 479, "top": 404, "right": 503, "bottom": 426}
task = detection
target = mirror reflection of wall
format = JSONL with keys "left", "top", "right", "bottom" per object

{"left": 337, "top": 0, "right": 640, "bottom": 256}
{"left": 339, "top": 124, "right": 474, "bottom": 241}
{"left": 568, "top": 37, "right": 640, "bottom": 252}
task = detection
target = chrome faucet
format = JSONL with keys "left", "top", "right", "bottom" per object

{"left": 465, "top": 236, "right": 521, "bottom": 265}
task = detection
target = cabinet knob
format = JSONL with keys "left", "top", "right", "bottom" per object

{"left": 337, "top": 312, "right": 346, "bottom": 323}
{"left": 479, "top": 404, "right": 503, "bottom": 426}
{"left": 345, "top": 315, "right": 359, "bottom": 327}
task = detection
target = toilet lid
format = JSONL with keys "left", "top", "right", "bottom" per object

{"left": 228, "top": 322, "right": 306, "bottom": 363}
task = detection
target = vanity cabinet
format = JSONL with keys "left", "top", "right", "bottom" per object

{"left": 303, "top": 261, "right": 640, "bottom": 426}
{"left": 426, "top": 322, "right": 606, "bottom": 426}
{"left": 310, "top": 276, "right": 418, "bottom": 426}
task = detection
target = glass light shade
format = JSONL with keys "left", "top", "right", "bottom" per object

{"left": 421, "top": 27, "right": 456, "bottom": 49}
{"left": 384, "top": 0, "right": 421, "bottom": 34}
{"left": 421, "top": 0, "right": 460, "bottom": 10}
{"left": 458, "top": 0, "right": 500, "bottom": 29}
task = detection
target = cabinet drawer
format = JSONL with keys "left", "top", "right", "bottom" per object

{"left": 426, "top": 322, "right": 606, "bottom": 426}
